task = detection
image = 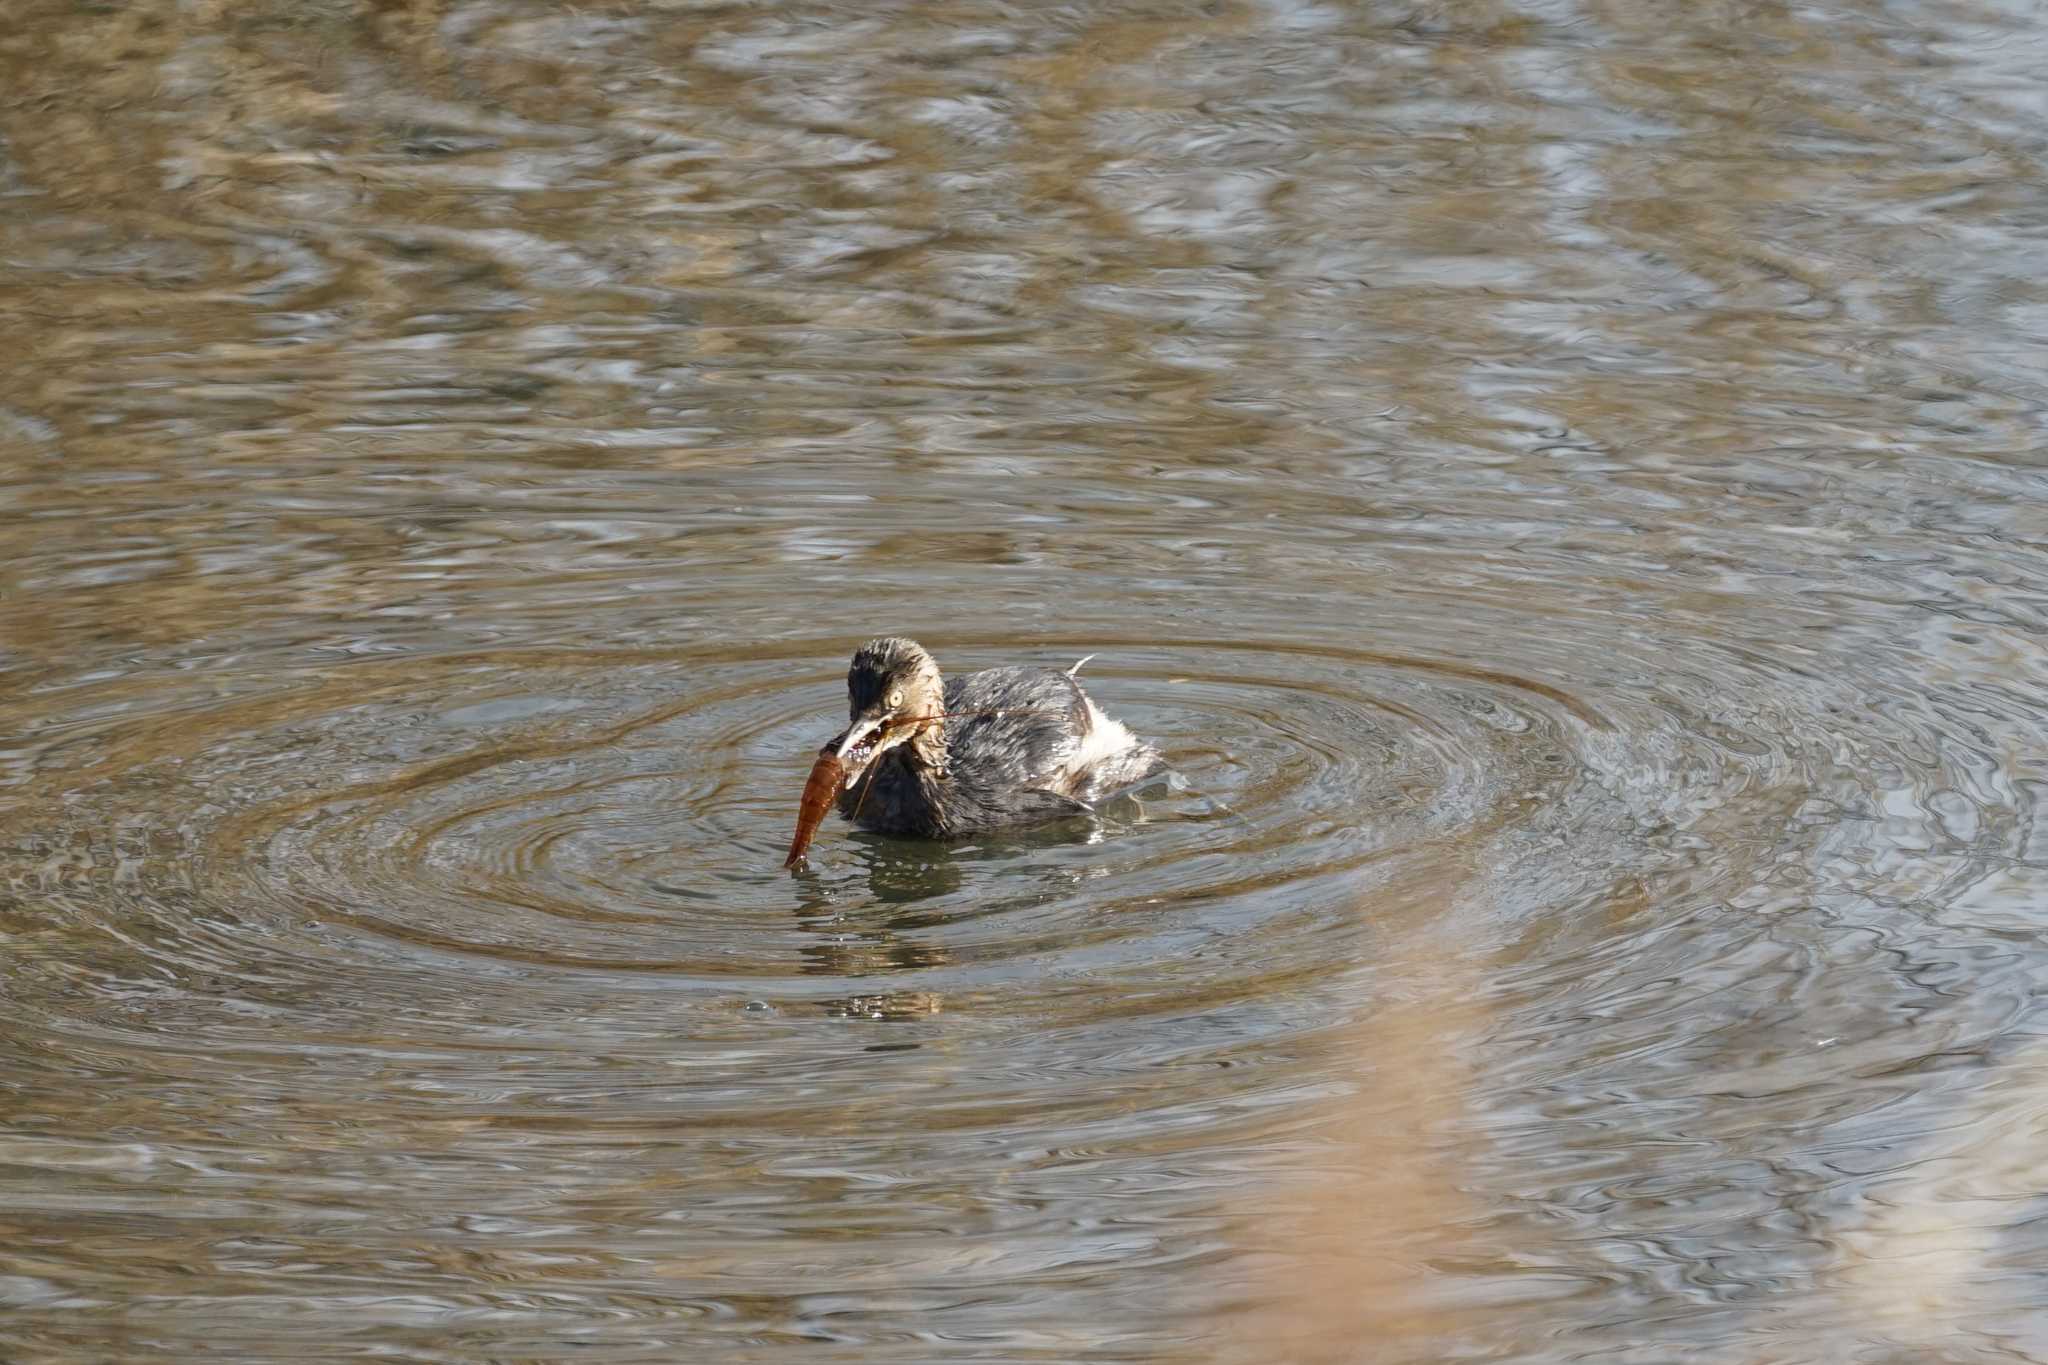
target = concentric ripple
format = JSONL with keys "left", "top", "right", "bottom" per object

{"left": 28, "top": 637, "right": 1611, "bottom": 991}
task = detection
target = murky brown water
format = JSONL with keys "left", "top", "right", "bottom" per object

{"left": 6, "top": 0, "right": 2048, "bottom": 1359}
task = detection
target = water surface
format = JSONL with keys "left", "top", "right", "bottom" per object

{"left": 6, "top": 1, "right": 2048, "bottom": 1360}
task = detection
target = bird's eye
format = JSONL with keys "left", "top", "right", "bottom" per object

{"left": 887, "top": 689, "right": 905, "bottom": 709}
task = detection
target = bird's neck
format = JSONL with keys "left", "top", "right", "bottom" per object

{"left": 908, "top": 720, "right": 947, "bottom": 772}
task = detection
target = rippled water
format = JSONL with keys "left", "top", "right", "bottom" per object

{"left": 7, "top": 0, "right": 2048, "bottom": 1359}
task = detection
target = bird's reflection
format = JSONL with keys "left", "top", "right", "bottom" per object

{"left": 786, "top": 836, "right": 963, "bottom": 1017}
{"left": 846, "top": 831, "right": 970, "bottom": 905}
{"left": 783, "top": 810, "right": 1161, "bottom": 1019}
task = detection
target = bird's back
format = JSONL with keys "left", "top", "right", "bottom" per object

{"left": 946, "top": 665, "right": 1161, "bottom": 805}
{"left": 943, "top": 666, "right": 1091, "bottom": 794}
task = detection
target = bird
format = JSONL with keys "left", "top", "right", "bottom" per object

{"left": 798, "top": 636, "right": 1164, "bottom": 849}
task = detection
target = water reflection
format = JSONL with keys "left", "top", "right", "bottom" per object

{"left": 794, "top": 860, "right": 961, "bottom": 979}
{"left": 837, "top": 836, "right": 970, "bottom": 906}
{"left": 7, "top": 0, "right": 2048, "bottom": 1359}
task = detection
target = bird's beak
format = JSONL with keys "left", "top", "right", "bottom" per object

{"left": 826, "top": 712, "right": 890, "bottom": 787}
